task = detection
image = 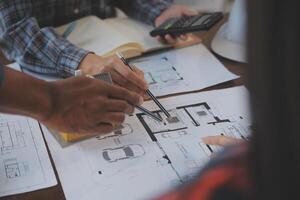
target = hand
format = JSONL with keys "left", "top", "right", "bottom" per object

{"left": 78, "top": 54, "right": 148, "bottom": 97}
{"left": 155, "top": 5, "right": 198, "bottom": 44}
{"left": 202, "top": 136, "right": 243, "bottom": 147}
{"left": 41, "top": 76, "right": 143, "bottom": 135}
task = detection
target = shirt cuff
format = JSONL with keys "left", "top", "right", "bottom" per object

{"left": 57, "top": 43, "right": 91, "bottom": 77}
{"left": 148, "top": 3, "right": 172, "bottom": 26}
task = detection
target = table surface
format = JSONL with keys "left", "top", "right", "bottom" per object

{"left": 0, "top": 14, "right": 246, "bottom": 200}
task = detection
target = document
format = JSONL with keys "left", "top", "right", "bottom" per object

{"left": 8, "top": 43, "right": 238, "bottom": 98}
{"left": 44, "top": 86, "right": 251, "bottom": 200}
{"left": 130, "top": 44, "right": 239, "bottom": 97}
{"left": 0, "top": 114, "right": 57, "bottom": 197}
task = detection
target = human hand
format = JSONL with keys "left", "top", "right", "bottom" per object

{"left": 78, "top": 54, "right": 148, "bottom": 97}
{"left": 42, "top": 76, "right": 143, "bottom": 135}
{"left": 202, "top": 135, "right": 243, "bottom": 147}
{"left": 155, "top": 5, "right": 198, "bottom": 44}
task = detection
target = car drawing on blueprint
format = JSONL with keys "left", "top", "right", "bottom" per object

{"left": 102, "top": 144, "right": 145, "bottom": 163}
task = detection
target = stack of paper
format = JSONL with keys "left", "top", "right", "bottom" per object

{"left": 0, "top": 114, "right": 57, "bottom": 197}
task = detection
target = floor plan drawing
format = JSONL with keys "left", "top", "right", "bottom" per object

{"left": 133, "top": 56, "right": 184, "bottom": 86}
{"left": 0, "top": 121, "right": 26, "bottom": 155}
{"left": 4, "top": 158, "right": 27, "bottom": 179}
{"left": 96, "top": 123, "right": 133, "bottom": 140}
{"left": 44, "top": 86, "right": 251, "bottom": 200}
{"left": 130, "top": 44, "right": 239, "bottom": 97}
{"left": 0, "top": 114, "right": 57, "bottom": 198}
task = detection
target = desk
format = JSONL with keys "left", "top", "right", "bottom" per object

{"left": 0, "top": 14, "right": 246, "bottom": 200}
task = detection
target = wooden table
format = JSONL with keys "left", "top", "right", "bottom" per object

{"left": 0, "top": 14, "right": 246, "bottom": 200}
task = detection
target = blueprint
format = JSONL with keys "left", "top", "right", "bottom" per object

{"left": 43, "top": 86, "right": 251, "bottom": 200}
{"left": 0, "top": 114, "right": 57, "bottom": 197}
{"left": 130, "top": 44, "right": 239, "bottom": 97}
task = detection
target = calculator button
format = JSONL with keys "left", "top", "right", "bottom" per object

{"left": 191, "top": 14, "right": 211, "bottom": 26}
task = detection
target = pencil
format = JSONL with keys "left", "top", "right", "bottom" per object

{"left": 116, "top": 52, "right": 171, "bottom": 118}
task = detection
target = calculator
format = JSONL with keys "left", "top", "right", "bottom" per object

{"left": 150, "top": 12, "right": 223, "bottom": 37}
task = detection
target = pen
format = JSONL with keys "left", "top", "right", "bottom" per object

{"left": 62, "top": 21, "right": 77, "bottom": 38}
{"left": 136, "top": 106, "right": 163, "bottom": 122}
{"left": 116, "top": 52, "right": 171, "bottom": 118}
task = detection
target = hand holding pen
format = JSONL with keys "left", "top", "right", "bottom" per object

{"left": 116, "top": 52, "right": 171, "bottom": 120}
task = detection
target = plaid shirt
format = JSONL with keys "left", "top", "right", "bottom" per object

{"left": 0, "top": 0, "right": 172, "bottom": 77}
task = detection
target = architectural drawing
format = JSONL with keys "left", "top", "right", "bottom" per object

{"left": 133, "top": 56, "right": 184, "bottom": 86}
{"left": 137, "top": 109, "right": 187, "bottom": 141}
{"left": 161, "top": 130, "right": 189, "bottom": 139}
{"left": 0, "top": 114, "right": 56, "bottom": 198}
{"left": 96, "top": 123, "right": 133, "bottom": 140}
{"left": 129, "top": 44, "right": 238, "bottom": 97}
{"left": 0, "top": 121, "right": 26, "bottom": 155}
{"left": 102, "top": 144, "right": 145, "bottom": 163}
{"left": 176, "top": 102, "right": 230, "bottom": 126}
{"left": 137, "top": 102, "right": 232, "bottom": 143}
{"left": 219, "top": 122, "right": 251, "bottom": 140}
{"left": 43, "top": 86, "right": 251, "bottom": 200}
{"left": 4, "top": 158, "right": 27, "bottom": 179}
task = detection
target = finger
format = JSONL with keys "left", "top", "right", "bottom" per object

{"left": 156, "top": 36, "right": 168, "bottom": 44}
{"left": 179, "top": 34, "right": 188, "bottom": 41}
{"left": 110, "top": 71, "right": 146, "bottom": 95}
{"left": 202, "top": 136, "right": 241, "bottom": 147}
{"left": 94, "top": 112, "right": 126, "bottom": 125}
{"left": 112, "top": 58, "right": 148, "bottom": 90}
{"left": 88, "top": 97, "right": 134, "bottom": 114}
{"left": 80, "top": 123, "right": 114, "bottom": 135}
{"left": 105, "top": 84, "right": 144, "bottom": 106}
{"left": 132, "top": 65, "right": 145, "bottom": 79}
{"left": 110, "top": 69, "right": 129, "bottom": 87}
{"left": 120, "top": 81, "right": 146, "bottom": 97}
{"left": 165, "top": 34, "right": 177, "bottom": 44}
{"left": 102, "top": 98, "right": 134, "bottom": 114}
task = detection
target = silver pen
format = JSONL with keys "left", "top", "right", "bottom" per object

{"left": 116, "top": 52, "right": 171, "bottom": 118}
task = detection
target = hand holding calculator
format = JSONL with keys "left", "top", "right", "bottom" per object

{"left": 150, "top": 12, "right": 224, "bottom": 37}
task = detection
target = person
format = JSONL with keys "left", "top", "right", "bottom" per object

{"left": 0, "top": 0, "right": 197, "bottom": 93}
{"left": 0, "top": 63, "right": 143, "bottom": 134}
{"left": 155, "top": 0, "right": 300, "bottom": 199}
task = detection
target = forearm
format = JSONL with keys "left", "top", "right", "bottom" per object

{"left": 0, "top": 0, "right": 90, "bottom": 77}
{"left": 0, "top": 67, "right": 52, "bottom": 121}
{"left": 118, "top": 0, "right": 173, "bottom": 25}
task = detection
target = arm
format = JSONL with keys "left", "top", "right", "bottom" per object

{"left": 116, "top": 1, "right": 198, "bottom": 44}
{"left": 0, "top": 0, "right": 90, "bottom": 77}
{"left": 116, "top": 0, "right": 173, "bottom": 25}
{"left": 0, "top": 65, "right": 52, "bottom": 120}
{"left": 0, "top": 64, "right": 143, "bottom": 134}
{"left": 0, "top": 0, "right": 148, "bottom": 93}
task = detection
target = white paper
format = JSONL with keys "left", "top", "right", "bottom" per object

{"left": 55, "top": 16, "right": 135, "bottom": 56}
{"left": 0, "top": 114, "right": 57, "bottom": 197}
{"left": 131, "top": 44, "right": 239, "bottom": 96}
{"left": 105, "top": 18, "right": 163, "bottom": 50}
{"left": 44, "top": 86, "right": 251, "bottom": 200}
{"left": 55, "top": 16, "right": 164, "bottom": 55}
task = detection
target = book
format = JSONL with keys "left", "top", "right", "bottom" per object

{"left": 55, "top": 16, "right": 202, "bottom": 59}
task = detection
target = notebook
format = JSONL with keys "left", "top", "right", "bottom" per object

{"left": 55, "top": 16, "right": 202, "bottom": 59}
